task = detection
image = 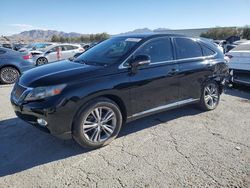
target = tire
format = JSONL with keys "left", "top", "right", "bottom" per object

{"left": 36, "top": 57, "right": 48, "bottom": 66}
{"left": 73, "top": 97, "right": 123, "bottom": 149}
{"left": 199, "top": 81, "right": 220, "bottom": 111}
{"left": 0, "top": 67, "right": 20, "bottom": 84}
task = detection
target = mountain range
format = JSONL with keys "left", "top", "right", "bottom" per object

{"left": 2, "top": 27, "right": 212, "bottom": 42}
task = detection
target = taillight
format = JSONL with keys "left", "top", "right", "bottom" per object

{"left": 23, "top": 54, "right": 32, "bottom": 60}
{"left": 79, "top": 48, "right": 84, "bottom": 52}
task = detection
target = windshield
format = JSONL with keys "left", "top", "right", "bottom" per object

{"left": 25, "top": 43, "right": 51, "bottom": 49}
{"left": 75, "top": 37, "right": 142, "bottom": 65}
{"left": 25, "top": 43, "right": 35, "bottom": 48}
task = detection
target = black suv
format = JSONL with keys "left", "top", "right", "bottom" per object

{"left": 11, "top": 34, "right": 228, "bottom": 148}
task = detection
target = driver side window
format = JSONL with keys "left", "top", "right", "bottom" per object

{"left": 133, "top": 37, "right": 174, "bottom": 64}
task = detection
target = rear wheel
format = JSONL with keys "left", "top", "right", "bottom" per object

{"left": 36, "top": 57, "right": 48, "bottom": 66}
{"left": 199, "top": 81, "right": 220, "bottom": 111}
{"left": 0, "top": 67, "right": 20, "bottom": 84}
{"left": 73, "top": 98, "right": 123, "bottom": 148}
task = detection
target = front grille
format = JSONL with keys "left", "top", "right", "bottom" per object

{"left": 13, "top": 83, "right": 27, "bottom": 100}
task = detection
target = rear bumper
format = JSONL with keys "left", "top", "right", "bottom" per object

{"left": 230, "top": 69, "right": 250, "bottom": 87}
{"left": 10, "top": 97, "right": 73, "bottom": 140}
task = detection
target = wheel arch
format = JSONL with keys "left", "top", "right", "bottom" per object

{"left": 202, "top": 76, "right": 224, "bottom": 94}
{"left": 36, "top": 56, "right": 48, "bottom": 65}
{"left": 0, "top": 64, "right": 21, "bottom": 74}
{"left": 71, "top": 93, "right": 128, "bottom": 133}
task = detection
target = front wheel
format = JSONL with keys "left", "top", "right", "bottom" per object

{"left": 0, "top": 67, "right": 20, "bottom": 84}
{"left": 73, "top": 98, "right": 123, "bottom": 149}
{"left": 199, "top": 81, "right": 220, "bottom": 111}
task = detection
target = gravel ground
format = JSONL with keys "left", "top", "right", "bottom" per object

{"left": 0, "top": 84, "right": 249, "bottom": 188}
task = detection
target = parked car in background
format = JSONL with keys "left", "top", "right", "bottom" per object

{"left": 13, "top": 43, "right": 27, "bottom": 51}
{"left": 214, "top": 40, "right": 227, "bottom": 53}
{"left": 226, "top": 42, "right": 250, "bottom": 86}
{"left": 11, "top": 34, "right": 228, "bottom": 148}
{"left": 2, "top": 43, "right": 13, "bottom": 49}
{"left": 33, "top": 43, "right": 84, "bottom": 65}
{"left": 0, "top": 47, "right": 34, "bottom": 84}
{"left": 80, "top": 43, "right": 90, "bottom": 50}
{"left": 18, "top": 42, "right": 53, "bottom": 53}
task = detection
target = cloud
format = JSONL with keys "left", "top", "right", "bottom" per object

{"left": 8, "top": 24, "right": 35, "bottom": 31}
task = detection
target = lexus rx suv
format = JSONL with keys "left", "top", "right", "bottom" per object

{"left": 10, "top": 34, "right": 228, "bottom": 148}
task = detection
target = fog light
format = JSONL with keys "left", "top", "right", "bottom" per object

{"left": 37, "top": 118, "right": 47, "bottom": 127}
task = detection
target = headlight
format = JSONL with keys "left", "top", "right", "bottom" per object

{"left": 25, "top": 84, "right": 66, "bottom": 101}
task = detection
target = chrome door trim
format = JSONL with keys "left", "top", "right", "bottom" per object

{"left": 128, "top": 98, "right": 199, "bottom": 119}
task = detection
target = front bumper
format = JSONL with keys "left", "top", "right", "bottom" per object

{"left": 10, "top": 95, "right": 73, "bottom": 140}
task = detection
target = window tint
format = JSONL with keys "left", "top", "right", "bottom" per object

{"left": 201, "top": 44, "right": 215, "bottom": 56}
{"left": 175, "top": 38, "right": 203, "bottom": 59}
{"left": 48, "top": 47, "right": 57, "bottom": 53}
{"left": 72, "top": 46, "right": 78, "bottom": 50}
{"left": 60, "top": 46, "right": 67, "bottom": 51}
{"left": 65, "top": 45, "right": 73, "bottom": 50}
{"left": 134, "top": 38, "right": 173, "bottom": 63}
{"left": 75, "top": 37, "right": 141, "bottom": 65}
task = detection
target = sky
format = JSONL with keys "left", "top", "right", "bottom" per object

{"left": 0, "top": 0, "right": 250, "bottom": 36}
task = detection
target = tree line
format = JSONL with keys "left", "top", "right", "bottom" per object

{"left": 200, "top": 26, "right": 250, "bottom": 40}
{"left": 51, "top": 32, "right": 110, "bottom": 43}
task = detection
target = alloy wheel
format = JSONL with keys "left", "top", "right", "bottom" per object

{"left": 82, "top": 106, "right": 117, "bottom": 143}
{"left": 0, "top": 67, "right": 19, "bottom": 84}
{"left": 204, "top": 83, "right": 219, "bottom": 108}
{"left": 37, "top": 58, "right": 47, "bottom": 66}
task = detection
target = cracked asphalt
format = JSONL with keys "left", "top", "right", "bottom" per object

{"left": 0, "top": 84, "right": 250, "bottom": 187}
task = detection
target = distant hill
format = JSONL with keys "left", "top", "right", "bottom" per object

{"left": 119, "top": 28, "right": 154, "bottom": 35}
{"left": 4, "top": 27, "right": 236, "bottom": 42}
{"left": 120, "top": 27, "right": 211, "bottom": 37}
{"left": 7, "top": 30, "right": 88, "bottom": 42}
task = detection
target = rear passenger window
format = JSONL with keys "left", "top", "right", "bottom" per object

{"left": 201, "top": 45, "right": 215, "bottom": 56}
{"left": 65, "top": 45, "right": 77, "bottom": 50}
{"left": 134, "top": 38, "right": 173, "bottom": 63}
{"left": 175, "top": 38, "right": 203, "bottom": 59}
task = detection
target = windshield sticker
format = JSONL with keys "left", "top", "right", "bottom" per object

{"left": 125, "top": 38, "right": 142, "bottom": 42}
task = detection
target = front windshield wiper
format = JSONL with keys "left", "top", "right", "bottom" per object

{"left": 74, "top": 60, "right": 107, "bottom": 66}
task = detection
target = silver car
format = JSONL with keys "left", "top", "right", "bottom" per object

{"left": 33, "top": 44, "right": 84, "bottom": 65}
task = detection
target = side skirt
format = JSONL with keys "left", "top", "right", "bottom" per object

{"left": 127, "top": 98, "right": 200, "bottom": 121}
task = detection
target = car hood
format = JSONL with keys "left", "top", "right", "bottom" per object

{"left": 19, "top": 60, "right": 106, "bottom": 88}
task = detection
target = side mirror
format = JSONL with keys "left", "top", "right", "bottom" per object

{"left": 130, "top": 55, "right": 150, "bottom": 74}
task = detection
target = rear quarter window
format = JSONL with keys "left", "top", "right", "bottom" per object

{"left": 201, "top": 44, "right": 216, "bottom": 56}
{"left": 175, "top": 38, "right": 203, "bottom": 59}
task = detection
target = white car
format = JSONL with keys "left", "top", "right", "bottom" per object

{"left": 33, "top": 44, "right": 84, "bottom": 65}
{"left": 226, "top": 41, "right": 250, "bottom": 86}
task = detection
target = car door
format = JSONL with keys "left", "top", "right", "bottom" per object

{"left": 63, "top": 45, "right": 77, "bottom": 59}
{"left": 45, "top": 46, "right": 58, "bottom": 62}
{"left": 174, "top": 37, "right": 215, "bottom": 100}
{"left": 127, "top": 37, "right": 180, "bottom": 115}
